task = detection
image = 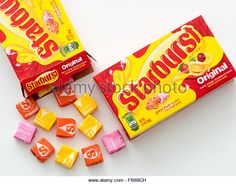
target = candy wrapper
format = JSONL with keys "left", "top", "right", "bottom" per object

{"left": 94, "top": 16, "right": 236, "bottom": 139}
{"left": 56, "top": 118, "right": 76, "bottom": 138}
{"left": 14, "top": 122, "right": 37, "bottom": 144}
{"left": 0, "top": 0, "right": 92, "bottom": 97}
{"left": 31, "top": 138, "right": 55, "bottom": 162}
{"left": 16, "top": 96, "right": 40, "bottom": 119}
{"left": 78, "top": 115, "right": 103, "bottom": 140}
{"left": 102, "top": 130, "right": 126, "bottom": 154}
{"left": 81, "top": 144, "right": 103, "bottom": 166}
{"left": 55, "top": 144, "right": 78, "bottom": 169}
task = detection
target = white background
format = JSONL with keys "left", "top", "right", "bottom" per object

{"left": 0, "top": 0, "right": 236, "bottom": 176}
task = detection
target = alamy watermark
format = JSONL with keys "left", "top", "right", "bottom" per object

{"left": 56, "top": 81, "right": 189, "bottom": 96}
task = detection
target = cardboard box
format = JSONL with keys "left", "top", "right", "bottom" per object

{"left": 0, "top": 0, "right": 92, "bottom": 97}
{"left": 94, "top": 16, "right": 236, "bottom": 139}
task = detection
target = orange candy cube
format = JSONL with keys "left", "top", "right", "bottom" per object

{"left": 82, "top": 144, "right": 103, "bottom": 166}
{"left": 74, "top": 93, "right": 98, "bottom": 117}
{"left": 54, "top": 85, "right": 77, "bottom": 107}
{"left": 31, "top": 138, "right": 55, "bottom": 162}
{"left": 16, "top": 96, "right": 40, "bottom": 119}
{"left": 56, "top": 118, "right": 76, "bottom": 138}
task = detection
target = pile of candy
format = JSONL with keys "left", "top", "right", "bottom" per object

{"left": 14, "top": 85, "right": 126, "bottom": 169}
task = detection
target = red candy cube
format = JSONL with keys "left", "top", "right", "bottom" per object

{"left": 31, "top": 138, "right": 55, "bottom": 162}
{"left": 16, "top": 96, "right": 40, "bottom": 119}
{"left": 82, "top": 144, "right": 103, "bottom": 166}
{"left": 54, "top": 85, "right": 77, "bottom": 107}
{"left": 56, "top": 118, "right": 76, "bottom": 138}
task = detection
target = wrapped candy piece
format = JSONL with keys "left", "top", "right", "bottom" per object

{"left": 54, "top": 85, "right": 77, "bottom": 107}
{"left": 102, "top": 130, "right": 126, "bottom": 154}
{"left": 82, "top": 144, "right": 103, "bottom": 166}
{"left": 16, "top": 96, "right": 40, "bottom": 119}
{"left": 14, "top": 122, "right": 37, "bottom": 144}
{"left": 78, "top": 115, "right": 103, "bottom": 140}
{"left": 31, "top": 138, "right": 55, "bottom": 162}
{"left": 33, "top": 108, "right": 57, "bottom": 131}
{"left": 55, "top": 144, "right": 79, "bottom": 169}
{"left": 56, "top": 118, "right": 76, "bottom": 138}
{"left": 74, "top": 94, "right": 98, "bottom": 117}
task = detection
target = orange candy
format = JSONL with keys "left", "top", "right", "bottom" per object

{"left": 81, "top": 144, "right": 103, "bottom": 166}
{"left": 31, "top": 138, "right": 55, "bottom": 162}
{"left": 16, "top": 96, "right": 40, "bottom": 119}
{"left": 56, "top": 118, "right": 76, "bottom": 138}
{"left": 54, "top": 85, "right": 77, "bottom": 107}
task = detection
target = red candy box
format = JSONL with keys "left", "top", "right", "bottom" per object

{"left": 0, "top": 0, "right": 92, "bottom": 97}
{"left": 94, "top": 16, "right": 236, "bottom": 139}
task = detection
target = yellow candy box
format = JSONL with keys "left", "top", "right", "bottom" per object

{"left": 94, "top": 16, "right": 236, "bottom": 140}
{"left": 0, "top": 0, "right": 92, "bottom": 97}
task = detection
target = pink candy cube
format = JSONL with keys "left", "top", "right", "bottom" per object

{"left": 14, "top": 122, "right": 37, "bottom": 144}
{"left": 102, "top": 130, "right": 126, "bottom": 154}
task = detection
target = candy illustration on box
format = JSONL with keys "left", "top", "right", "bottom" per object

{"left": 0, "top": 0, "right": 92, "bottom": 97}
{"left": 94, "top": 16, "right": 236, "bottom": 139}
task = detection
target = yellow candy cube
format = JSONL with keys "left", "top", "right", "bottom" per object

{"left": 55, "top": 144, "right": 79, "bottom": 169}
{"left": 78, "top": 115, "right": 103, "bottom": 139}
{"left": 33, "top": 108, "right": 57, "bottom": 131}
{"left": 74, "top": 93, "right": 98, "bottom": 117}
